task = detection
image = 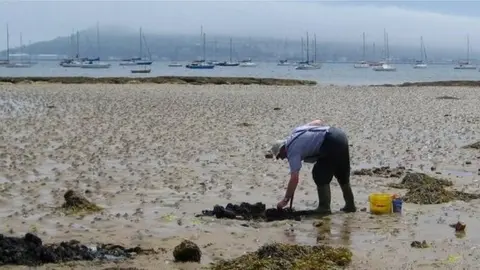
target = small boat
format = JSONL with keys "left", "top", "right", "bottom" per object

{"left": 296, "top": 33, "right": 321, "bottom": 70}
{"left": 217, "top": 61, "right": 239, "bottom": 66}
{"left": 81, "top": 61, "right": 111, "bottom": 69}
{"left": 373, "top": 63, "right": 396, "bottom": 71}
{"left": 120, "top": 28, "right": 153, "bottom": 66}
{"left": 373, "top": 30, "right": 396, "bottom": 72}
{"left": 0, "top": 60, "right": 9, "bottom": 66}
{"left": 454, "top": 62, "right": 476, "bottom": 70}
{"left": 186, "top": 60, "right": 215, "bottom": 69}
{"left": 168, "top": 62, "right": 182, "bottom": 67}
{"left": 186, "top": 32, "right": 215, "bottom": 69}
{"left": 277, "top": 59, "right": 296, "bottom": 66}
{"left": 131, "top": 68, "right": 151, "bottom": 73}
{"left": 354, "top": 33, "right": 370, "bottom": 68}
{"left": 60, "top": 59, "right": 83, "bottom": 67}
{"left": 413, "top": 61, "right": 428, "bottom": 69}
{"left": 217, "top": 38, "right": 239, "bottom": 67}
{"left": 354, "top": 61, "right": 370, "bottom": 68}
{"left": 455, "top": 35, "right": 476, "bottom": 70}
{"left": 413, "top": 37, "right": 428, "bottom": 69}
{"left": 295, "top": 63, "right": 321, "bottom": 70}
{"left": 239, "top": 59, "right": 257, "bottom": 67}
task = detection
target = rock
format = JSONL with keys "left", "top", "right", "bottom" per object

{"left": 450, "top": 221, "right": 466, "bottom": 232}
{"left": 61, "top": 190, "right": 102, "bottom": 214}
{"left": 410, "top": 240, "right": 429, "bottom": 248}
{"left": 197, "top": 202, "right": 320, "bottom": 222}
{"left": 465, "top": 161, "right": 472, "bottom": 165}
{"left": 0, "top": 233, "right": 156, "bottom": 266}
{"left": 173, "top": 240, "right": 201, "bottom": 263}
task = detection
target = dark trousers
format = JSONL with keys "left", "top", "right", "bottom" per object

{"left": 312, "top": 127, "right": 351, "bottom": 186}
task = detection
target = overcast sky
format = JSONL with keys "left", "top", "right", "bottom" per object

{"left": 1, "top": 0, "right": 480, "bottom": 52}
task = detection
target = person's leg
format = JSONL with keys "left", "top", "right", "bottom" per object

{"left": 312, "top": 159, "right": 334, "bottom": 214}
{"left": 329, "top": 128, "right": 356, "bottom": 213}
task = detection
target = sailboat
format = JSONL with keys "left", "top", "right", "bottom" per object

{"left": 0, "top": 24, "right": 10, "bottom": 66}
{"left": 296, "top": 32, "right": 321, "bottom": 70}
{"left": 60, "top": 31, "right": 84, "bottom": 67}
{"left": 121, "top": 27, "right": 153, "bottom": 66}
{"left": 277, "top": 38, "right": 295, "bottom": 66}
{"left": 239, "top": 58, "right": 257, "bottom": 67}
{"left": 217, "top": 38, "right": 239, "bottom": 66}
{"left": 186, "top": 31, "right": 215, "bottom": 69}
{"left": 81, "top": 23, "right": 111, "bottom": 69}
{"left": 5, "top": 32, "right": 32, "bottom": 68}
{"left": 130, "top": 29, "right": 153, "bottom": 73}
{"left": 168, "top": 47, "right": 182, "bottom": 67}
{"left": 354, "top": 32, "right": 370, "bottom": 68}
{"left": 413, "top": 36, "right": 428, "bottom": 69}
{"left": 454, "top": 35, "right": 476, "bottom": 70}
{"left": 373, "top": 29, "right": 396, "bottom": 71}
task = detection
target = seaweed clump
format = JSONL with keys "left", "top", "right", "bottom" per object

{"left": 198, "top": 202, "right": 317, "bottom": 222}
{"left": 210, "top": 243, "right": 352, "bottom": 270}
{"left": 0, "top": 233, "right": 157, "bottom": 266}
{"left": 353, "top": 166, "right": 406, "bottom": 178}
{"left": 61, "top": 190, "right": 103, "bottom": 215}
{"left": 173, "top": 240, "right": 201, "bottom": 263}
{"left": 463, "top": 141, "right": 480, "bottom": 150}
{"left": 388, "top": 172, "right": 480, "bottom": 204}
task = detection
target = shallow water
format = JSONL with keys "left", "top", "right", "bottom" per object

{"left": 0, "top": 84, "right": 479, "bottom": 269}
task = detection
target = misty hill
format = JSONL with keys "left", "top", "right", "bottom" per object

{"left": 0, "top": 27, "right": 466, "bottom": 62}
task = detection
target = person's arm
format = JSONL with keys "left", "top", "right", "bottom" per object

{"left": 284, "top": 153, "right": 302, "bottom": 202}
{"left": 284, "top": 171, "right": 299, "bottom": 202}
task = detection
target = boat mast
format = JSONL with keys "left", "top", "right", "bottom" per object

{"left": 313, "top": 33, "right": 317, "bottom": 63}
{"left": 139, "top": 27, "right": 143, "bottom": 59}
{"left": 229, "top": 37, "right": 233, "bottom": 62}
{"left": 96, "top": 21, "right": 100, "bottom": 59}
{"left": 301, "top": 37, "right": 304, "bottom": 61}
{"left": 20, "top": 32, "right": 23, "bottom": 63}
{"left": 306, "top": 32, "right": 309, "bottom": 63}
{"left": 467, "top": 34, "right": 470, "bottom": 63}
{"left": 6, "top": 24, "right": 9, "bottom": 63}
{"left": 76, "top": 31, "right": 80, "bottom": 59}
{"left": 362, "top": 32, "right": 366, "bottom": 61}
{"left": 202, "top": 33, "right": 206, "bottom": 61}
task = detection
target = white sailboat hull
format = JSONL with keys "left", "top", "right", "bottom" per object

{"left": 373, "top": 64, "right": 396, "bottom": 71}
{"left": 354, "top": 63, "right": 370, "bottom": 68}
{"left": 60, "top": 61, "right": 83, "bottom": 68}
{"left": 119, "top": 61, "right": 138, "bottom": 66}
{"left": 454, "top": 65, "right": 476, "bottom": 70}
{"left": 81, "top": 62, "right": 111, "bottom": 69}
{"left": 413, "top": 64, "right": 428, "bottom": 69}
{"left": 295, "top": 63, "right": 322, "bottom": 70}
{"left": 239, "top": 62, "right": 257, "bottom": 67}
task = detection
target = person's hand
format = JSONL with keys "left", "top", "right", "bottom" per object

{"left": 277, "top": 198, "right": 289, "bottom": 209}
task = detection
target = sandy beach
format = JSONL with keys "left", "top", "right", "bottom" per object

{"left": 1, "top": 82, "right": 479, "bottom": 269}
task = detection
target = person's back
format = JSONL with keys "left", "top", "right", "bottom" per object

{"left": 285, "top": 124, "right": 330, "bottom": 173}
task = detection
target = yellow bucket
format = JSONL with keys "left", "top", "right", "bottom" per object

{"left": 369, "top": 193, "right": 392, "bottom": 215}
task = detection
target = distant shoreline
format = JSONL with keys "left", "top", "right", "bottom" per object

{"left": 0, "top": 76, "right": 317, "bottom": 86}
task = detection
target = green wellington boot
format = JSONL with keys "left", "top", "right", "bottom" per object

{"left": 340, "top": 183, "right": 357, "bottom": 213}
{"left": 315, "top": 184, "right": 332, "bottom": 215}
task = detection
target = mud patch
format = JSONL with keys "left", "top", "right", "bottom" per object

{"left": 388, "top": 172, "right": 480, "bottom": 204}
{"left": 198, "top": 202, "right": 318, "bottom": 222}
{"left": 0, "top": 233, "right": 158, "bottom": 266}
{"left": 210, "top": 243, "right": 352, "bottom": 270}
{"left": 352, "top": 166, "right": 406, "bottom": 178}
{"left": 436, "top": 96, "right": 460, "bottom": 100}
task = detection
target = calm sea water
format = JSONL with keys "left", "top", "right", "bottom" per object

{"left": 1, "top": 61, "right": 480, "bottom": 86}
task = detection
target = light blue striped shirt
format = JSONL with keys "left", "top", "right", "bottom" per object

{"left": 285, "top": 125, "right": 330, "bottom": 173}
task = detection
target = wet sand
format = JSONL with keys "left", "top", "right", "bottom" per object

{"left": 1, "top": 83, "right": 479, "bottom": 269}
